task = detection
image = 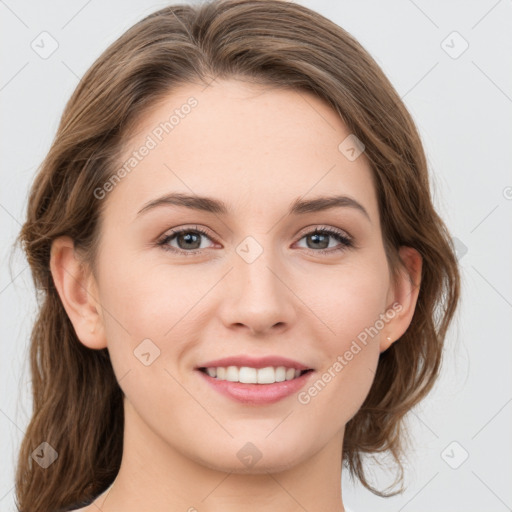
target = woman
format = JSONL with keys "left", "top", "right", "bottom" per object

{"left": 15, "top": 1, "right": 460, "bottom": 511}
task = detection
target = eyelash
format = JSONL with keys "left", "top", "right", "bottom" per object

{"left": 156, "top": 225, "right": 354, "bottom": 257}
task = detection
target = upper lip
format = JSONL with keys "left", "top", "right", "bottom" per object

{"left": 196, "top": 355, "right": 313, "bottom": 371}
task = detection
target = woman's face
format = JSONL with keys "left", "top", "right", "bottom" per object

{"left": 77, "top": 79, "right": 417, "bottom": 474}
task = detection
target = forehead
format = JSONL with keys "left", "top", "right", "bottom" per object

{"left": 104, "top": 78, "right": 378, "bottom": 224}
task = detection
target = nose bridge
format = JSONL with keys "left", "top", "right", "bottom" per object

{"left": 235, "top": 232, "right": 284, "bottom": 299}
{"left": 219, "top": 233, "right": 295, "bottom": 333}
{"left": 237, "top": 235, "right": 280, "bottom": 294}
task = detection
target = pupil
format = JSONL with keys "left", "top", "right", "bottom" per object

{"left": 309, "top": 233, "right": 328, "bottom": 249}
{"left": 179, "top": 232, "right": 200, "bottom": 249}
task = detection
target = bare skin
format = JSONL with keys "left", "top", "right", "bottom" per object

{"left": 51, "top": 78, "right": 421, "bottom": 512}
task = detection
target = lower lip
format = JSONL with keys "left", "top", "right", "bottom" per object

{"left": 196, "top": 369, "right": 315, "bottom": 405}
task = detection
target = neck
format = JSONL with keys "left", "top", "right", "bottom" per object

{"left": 95, "top": 397, "right": 346, "bottom": 512}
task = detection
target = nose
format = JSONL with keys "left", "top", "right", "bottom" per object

{"left": 216, "top": 243, "right": 297, "bottom": 336}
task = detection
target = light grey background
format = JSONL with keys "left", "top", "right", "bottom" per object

{"left": 1, "top": 1, "right": 511, "bottom": 511}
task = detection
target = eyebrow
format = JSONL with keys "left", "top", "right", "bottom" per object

{"left": 136, "top": 192, "right": 371, "bottom": 221}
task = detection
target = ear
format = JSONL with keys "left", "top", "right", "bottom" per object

{"left": 380, "top": 246, "right": 422, "bottom": 352}
{"left": 49, "top": 236, "right": 107, "bottom": 349}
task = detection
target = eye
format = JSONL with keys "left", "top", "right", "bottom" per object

{"left": 156, "top": 225, "right": 353, "bottom": 256}
{"left": 295, "top": 226, "right": 353, "bottom": 255}
{"left": 156, "top": 226, "right": 217, "bottom": 256}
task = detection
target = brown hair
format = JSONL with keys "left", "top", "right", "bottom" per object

{"left": 15, "top": 0, "right": 460, "bottom": 510}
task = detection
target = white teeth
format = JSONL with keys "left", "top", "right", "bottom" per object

{"left": 225, "top": 366, "right": 239, "bottom": 382}
{"left": 275, "top": 367, "right": 286, "bottom": 382}
{"left": 257, "top": 367, "right": 277, "bottom": 384}
{"left": 202, "top": 365, "right": 307, "bottom": 384}
{"left": 239, "top": 366, "right": 257, "bottom": 383}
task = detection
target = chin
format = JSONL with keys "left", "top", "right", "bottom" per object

{"left": 199, "top": 456, "right": 302, "bottom": 475}
{"left": 190, "top": 442, "right": 307, "bottom": 475}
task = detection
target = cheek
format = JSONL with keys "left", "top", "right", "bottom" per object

{"left": 95, "top": 255, "right": 207, "bottom": 408}
{"left": 313, "top": 258, "right": 390, "bottom": 344}
{"left": 95, "top": 248, "right": 210, "bottom": 385}
{"left": 300, "top": 260, "right": 389, "bottom": 417}
{"left": 98, "top": 250, "right": 205, "bottom": 336}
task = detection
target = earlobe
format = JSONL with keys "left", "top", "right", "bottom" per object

{"left": 50, "top": 236, "right": 107, "bottom": 350}
{"left": 380, "top": 246, "right": 422, "bottom": 352}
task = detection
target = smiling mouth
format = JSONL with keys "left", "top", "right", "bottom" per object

{"left": 197, "top": 366, "right": 313, "bottom": 384}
